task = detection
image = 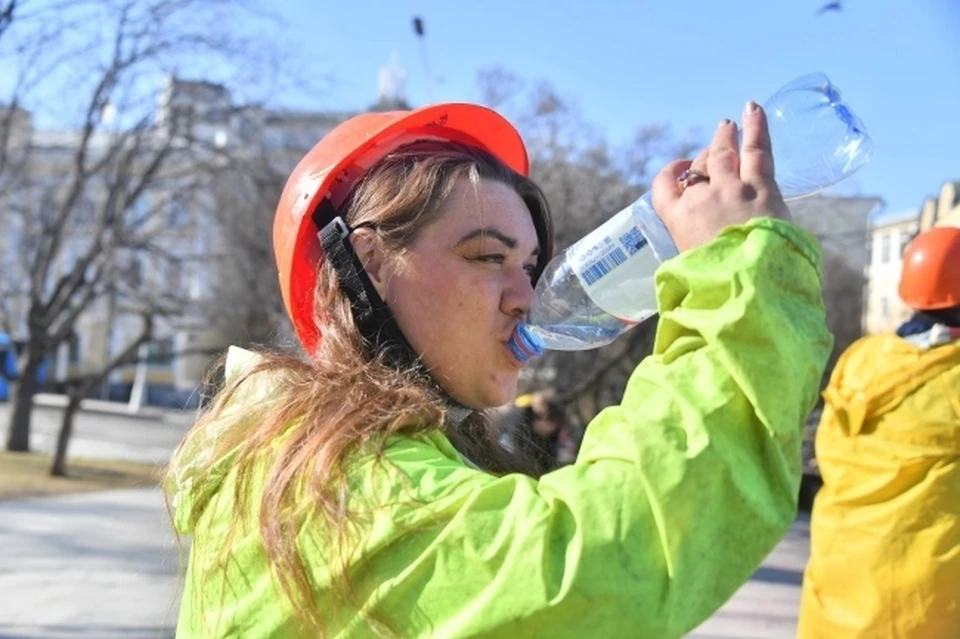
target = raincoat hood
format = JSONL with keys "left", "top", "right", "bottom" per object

{"left": 820, "top": 330, "right": 960, "bottom": 436}
{"left": 165, "top": 346, "right": 271, "bottom": 535}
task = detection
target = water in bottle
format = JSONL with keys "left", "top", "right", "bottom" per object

{"left": 508, "top": 72, "right": 874, "bottom": 364}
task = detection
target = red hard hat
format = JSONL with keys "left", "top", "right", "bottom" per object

{"left": 898, "top": 226, "right": 960, "bottom": 310}
{"left": 273, "top": 103, "right": 531, "bottom": 356}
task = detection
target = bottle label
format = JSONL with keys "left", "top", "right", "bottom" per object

{"left": 569, "top": 205, "right": 660, "bottom": 323}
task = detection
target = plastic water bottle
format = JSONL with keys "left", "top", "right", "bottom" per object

{"left": 508, "top": 72, "right": 874, "bottom": 363}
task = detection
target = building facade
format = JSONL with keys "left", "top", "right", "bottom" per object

{"left": 859, "top": 178, "right": 960, "bottom": 336}
{"left": 0, "top": 51, "right": 415, "bottom": 408}
{"left": 863, "top": 209, "right": 920, "bottom": 335}
{"left": 785, "top": 194, "right": 883, "bottom": 352}
{"left": 919, "top": 180, "right": 960, "bottom": 230}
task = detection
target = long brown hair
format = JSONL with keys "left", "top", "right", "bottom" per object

{"left": 166, "top": 142, "right": 551, "bottom": 636}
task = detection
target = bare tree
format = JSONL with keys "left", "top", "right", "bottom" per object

{"left": 787, "top": 195, "right": 879, "bottom": 388}
{"left": 0, "top": 0, "right": 14, "bottom": 41}
{"left": 478, "top": 68, "right": 699, "bottom": 426}
{"left": 0, "top": 0, "right": 292, "bottom": 453}
{"left": 819, "top": 250, "right": 866, "bottom": 381}
{"left": 200, "top": 105, "right": 353, "bottom": 354}
{"left": 49, "top": 311, "right": 152, "bottom": 476}
{"left": 204, "top": 153, "right": 294, "bottom": 348}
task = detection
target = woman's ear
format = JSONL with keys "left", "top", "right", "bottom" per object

{"left": 349, "top": 227, "right": 389, "bottom": 298}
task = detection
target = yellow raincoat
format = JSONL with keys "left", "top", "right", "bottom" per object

{"left": 799, "top": 331, "right": 960, "bottom": 637}
{"left": 167, "top": 218, "right": 832, "bottom": 638}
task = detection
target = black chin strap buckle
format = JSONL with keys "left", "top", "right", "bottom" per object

{"left": 316, "top": 212, "right": 474, "bottom": 429}
{"left": 317, "top": 215, "right": 378, "bottom": 334}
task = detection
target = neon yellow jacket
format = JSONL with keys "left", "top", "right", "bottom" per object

{"left": 167, "top": 218, "right": 831, "bottom": 638}
{"left": 799, "top": 331, "right": 960, "bottom": 638}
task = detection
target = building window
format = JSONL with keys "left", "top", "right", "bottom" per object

{"left": 166, "top": 259, "right": 182, "bottom": 291}
{"left": 146, "top": 337, "right": 175, "bottom": 366}
{"left": 188, "top": 263, "right": 205, "bottom": 300}
{"left": 880, "top": 233, "right": 891, "bottom": 264}
{"left": 900, "top": 230, "right": 915, "bottom": 256}
{"left": 880, "top": 296, "right": 889, "bottom": 318}
{"left": 68, "top": 334, "right": 81, "bottom": 364}
{"left": 206, "top": 108, "right": 228, "bottom": 124}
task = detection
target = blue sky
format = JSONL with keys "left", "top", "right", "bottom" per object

{"left": 268, "top": 0, "right": 960, "bottom": 217}
{"left": 3, "top": 0, "right": 957, "bottom": 217}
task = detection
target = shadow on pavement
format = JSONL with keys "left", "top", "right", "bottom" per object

{"left": 752, "top": 565, "right": 804, "bottom": 586}
{"left": 0, "top": 624, "right": 174, "bottom": 639}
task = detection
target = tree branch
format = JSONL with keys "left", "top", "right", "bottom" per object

{"left": 72, "top": 312, "right": 153, "bottom": 397}
{"left": 0, "top": 0, "right": 16, "bottom": 41}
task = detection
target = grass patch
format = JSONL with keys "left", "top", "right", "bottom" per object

{"left": 0, "top": 450, "right": 164, "bottom": 501}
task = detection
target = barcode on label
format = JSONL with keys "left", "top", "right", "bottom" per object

{"left": 619, "top": 227, "right": 648, "bottom": 256}
{"left": 582, "top": 247, "right": 628, "bottom": 285}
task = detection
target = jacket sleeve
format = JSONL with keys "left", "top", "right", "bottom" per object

{"left": 342, "top": 217, "right": 832, "bottom": 638}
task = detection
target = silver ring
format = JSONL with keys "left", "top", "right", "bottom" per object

{"left": 678, "top": 169, "right": 709, "bottom": 192}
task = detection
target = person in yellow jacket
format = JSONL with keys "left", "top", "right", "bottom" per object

{"left": 495, "top": 389, "right": 567, "bottom": 474}
{"left": 164, "top": 100, "right": 832, "bottom": 638}
{"left": 799, "top": 226, "right": 960, "bottom": 638}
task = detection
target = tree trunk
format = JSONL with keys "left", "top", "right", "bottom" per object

{"left": 50, "top": 392, "right": 83, "bottom": 476}
{"left": 47, "top": 315, "right": 153, "bottom": 473}
{"left": 4, "top": 352, "right": 43, "bottom": 452}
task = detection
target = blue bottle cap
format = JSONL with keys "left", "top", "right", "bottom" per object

{"left": 507, "top": 323, "right": 544, "bottom": 364}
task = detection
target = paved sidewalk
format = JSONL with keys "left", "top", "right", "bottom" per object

{"left": 0, "top": 488, "right": 182, "bottom": 639}
{"left": 0, "top": 404, "right": 192, "bottom": 466}
{"left": 689, "top": 516, "right": 809, "bottom": 638}
{"left": 31, "top": 393, "right": 170, "bottom": 420}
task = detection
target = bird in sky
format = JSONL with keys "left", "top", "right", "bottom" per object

{"left": 818, "top": 1, "right": 843, "bottom": 15}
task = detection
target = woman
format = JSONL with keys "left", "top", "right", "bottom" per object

{"left": 166, "top": 101, "right": 832, "bottom": 638}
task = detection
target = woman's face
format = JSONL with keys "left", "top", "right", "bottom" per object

{"left": 362, "top": 177, "right": 541, "bottom": 409}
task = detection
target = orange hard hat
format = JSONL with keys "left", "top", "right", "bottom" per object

{"left": 273, "top": 103, "right": 533, "bottom": 356}
{"left": 898, "top": 226, "right": 960, "bottom": 310}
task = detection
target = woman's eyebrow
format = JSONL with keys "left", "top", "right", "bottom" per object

{"left": 456, "top": 227, "right": 540, "bottom": 256}
{"left": 456, "top": 227, "right": 516, "bottom": 248}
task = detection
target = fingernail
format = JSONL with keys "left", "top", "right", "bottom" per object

{"left": 744, "top": 100, "right": 759, "bottom": 115}
{"left": 718, "top": 118, "right": 731, "bottom": 128}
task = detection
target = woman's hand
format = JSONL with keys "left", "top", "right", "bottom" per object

{"left": 651, "top": 101, "right": 792, "bottom": 253}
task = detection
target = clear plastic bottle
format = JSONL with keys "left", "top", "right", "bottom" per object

{"left": 508, "top": 72, "right": 874, "bottom": 363}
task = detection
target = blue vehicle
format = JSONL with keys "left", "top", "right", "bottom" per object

{"left": 0, "top": 334, "right": 49, "bottom": 401}
{"left": 0, "top": 334, "right": 18, "bottom": 401}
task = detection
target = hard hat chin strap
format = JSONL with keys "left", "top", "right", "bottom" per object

{"left": 317, "top": 213, "right": 473, "bottom": 427}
